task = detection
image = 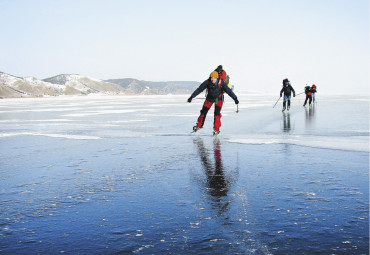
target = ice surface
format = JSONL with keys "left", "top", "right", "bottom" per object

{"left": 0, "top": 94, "right": 368, "bottom": 254}
{"left": 0, "top": 95, "right": 368, "bottom": 149}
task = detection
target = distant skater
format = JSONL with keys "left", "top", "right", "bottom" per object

{"left": 214, "top": 65, "right": 227, "bottom": 82}
{"left": 280, "top": 78, "right": 295, "bottom": 111}
{"left": 188, "top": 70, "right": 239, "bottom": 136}
{"left": 311, "top": 84, "right": 317, "bottom": 103}
{"left": 303, "top": 86, "right": 313, "bottom": 106}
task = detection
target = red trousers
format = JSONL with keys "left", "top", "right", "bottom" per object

{"left": 196, "top": 99, "right": 223, "bottom": 131}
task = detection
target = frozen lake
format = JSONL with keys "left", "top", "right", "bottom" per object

{"left": 0, "top": 94, "right": 368, "bottom": 254}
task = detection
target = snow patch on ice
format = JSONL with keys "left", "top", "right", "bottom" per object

{"left": 228, "top": 134, "right": 369, "bottom": 152}
{"left": 110, "top": 120, "right": 148, "bottom": 123}
{"left": 62, "top": 109, "right": 136, "bottom": 117}
{"left": 0, "top": 132, "right": 101, "bottom": 140}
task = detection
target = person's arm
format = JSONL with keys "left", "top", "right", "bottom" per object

{"left": 291, "top": 86, "right": 296, "bottom": 96}
{"left": 280, "top": 87, "right": 284, "bottom": 97}
{"left": 188, "top": 80, "right": 208, "bottom": 102}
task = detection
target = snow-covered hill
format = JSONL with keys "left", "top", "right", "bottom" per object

{"left": 106, "top": 78, "right": 199, "bottom": 95}
{"left": 44, "top": 74, "right": 127, "bottom": 95}
{"left": 0, "top": 72, "right": 198, "bottom": 98}
{"left": 0, "top": 72, "right": 66, "bottom": 97}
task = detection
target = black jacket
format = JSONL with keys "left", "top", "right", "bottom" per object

{"left": 280, "top": 85, "right": 295, "bottom": 97}
{"left": 305, "top": 86, "right": 312, "bottom": 95}
{"left": 190, "top": 79, "right": 238, "bottom": 103}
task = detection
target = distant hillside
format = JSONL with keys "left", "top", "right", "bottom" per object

{"left": 0, "top": 72, "right": 66, "bottom": 98}
{"left": 44, "top": 74, "right": 127, "bottom": 95}
{"left": 0, "top": 71, "right": 200, "bottom": 98}
{"left": 105, "top": 79, "right": 199, "bottom": 95}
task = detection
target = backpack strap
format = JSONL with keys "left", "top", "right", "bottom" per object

{"left": 216, "top": 79, "right": 221, "bottom": 104}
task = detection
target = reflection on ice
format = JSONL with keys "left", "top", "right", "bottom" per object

{"left": 193, "top": 138, "right": 232, "bottom": 214}
{"left": 282, "top": 112, "right": 291, "bottom": 133}
{"left": 305, "top": 104, "right": 316, "bottom": 128}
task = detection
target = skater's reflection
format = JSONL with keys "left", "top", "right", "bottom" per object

{"left": 305, "top": 104, "right": 316, "bottom": 127}
{"left": 193, "top": 138, "right": 230, "bottom": 213}
{"left": 282, "top": 112, "right": 291, "bottom": 132}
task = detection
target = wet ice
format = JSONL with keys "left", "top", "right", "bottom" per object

{"left": 0, "top": 94, "right": 368, "bottom": 254}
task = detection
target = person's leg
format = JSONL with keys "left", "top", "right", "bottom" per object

{"left": 213, "top": 100, "right": 224, "bottom": 131}
{"left": 309, "top": 95, "right": 312, "bottom": 105}
{"left": 196, "top": 100, "right": 213, "bottom": 128}
{"left": 283, "top": 95, "right": 287, "bottom": 109}
{"left": 287, "top": 96, "right": 291, "bottom": 109}
{"left": 312, "top": 93, "right": 315, "bottom": 102}
{"left": 304, "top": 95, "right": 308, "bottom": 106}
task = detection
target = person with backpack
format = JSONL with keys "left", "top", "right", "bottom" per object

{"left": 215, "top": 65, "right": 227, "bottom": 82}
{"left": 187, "top": 70, "right": 239, "bottom": 136}
{"left": 303, "top": 85, "right": 313, "bottom": 106}
{"left": 279, "top": 78, "right": 295, "bottom": 111}
{"left": 215, "top": 65, "right": 234, "bottom": 92}
{"left": 311, "top": 84, "right": 317, "bottom": 103}
{"left": 214, "top": 65, "right": 235, "bottom": 96}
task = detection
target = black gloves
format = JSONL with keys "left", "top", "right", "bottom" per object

{"left": 280, "top": 94, "right": 282, "bottom": 97}
{"left": 187, "top": 97, "right": 192, "bottom": 103}
{"left": 235, "top": 98, "right": 239, "bottom": 104}
{"left": 293, "top": 94, "right": 296, "bottom": 97}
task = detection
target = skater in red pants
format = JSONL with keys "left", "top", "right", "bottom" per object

{"left": 187, "top": 70, "right": 239, "bottom": 136}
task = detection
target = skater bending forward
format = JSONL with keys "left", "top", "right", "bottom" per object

{"left": 187, "top": 71, "right": 239, "bottom": 135}
{"left": 303, "top": 86, "right": 313, "bottom": 106}
{"left": 280, "top": 78, "right": 295, "bottom": 111}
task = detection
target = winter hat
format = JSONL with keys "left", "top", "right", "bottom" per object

{"left": 215, "top": 65, "right": 223, "bottom": 73}
{"left": 210, "top": 71, "right": 219, "bottom": 78}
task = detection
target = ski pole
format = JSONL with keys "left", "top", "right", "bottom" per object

{"left": 296, "top": 92, "right": 305, "bottom": 96}
{"left": 273, "top": 96, "right": 281, "bottom": 108}
{"left": 193, "top": 97, "right": 206, "bottom": 100}
{"left": 236, "top": 104, "right": 239, "bottom": 113}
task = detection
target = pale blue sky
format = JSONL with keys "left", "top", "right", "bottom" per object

{"left": 0, "top": 0, "right": 368, "bottom": 94}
